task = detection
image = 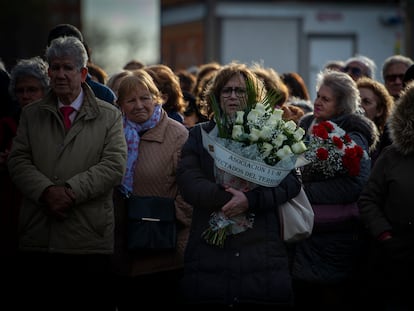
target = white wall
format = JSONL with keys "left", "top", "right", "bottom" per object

{"left": 221, "top": 17, "right": 300, "bottom": 72}
{"left": 217, "top": 2, "right": 404, "bottom": 101}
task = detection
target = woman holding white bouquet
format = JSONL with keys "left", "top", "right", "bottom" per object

{"left": 290, "top": 70, "right": 379, "bottom": 310}
{"left": 176, "top": 61, "right": 305, "bottom": 308}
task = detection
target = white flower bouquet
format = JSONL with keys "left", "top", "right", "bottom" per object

{"left": 201, "top": 79, "right": 308, "bottom": 247}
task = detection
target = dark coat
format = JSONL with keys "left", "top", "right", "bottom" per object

{"left": 176, "top": 120, "right": 301, "bottom": 306}
{"left": 358, "top": 85, "right": 414, "bottom": 296}
{"left": 359, "top": 86, "right": 414, "bottom": 237}
{"left": 291, "top": 113, "right": 378, "bottom": 283}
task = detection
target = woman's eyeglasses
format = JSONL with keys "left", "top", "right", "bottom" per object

{"left": 221, "top": 87, "right": 247, "bottom": 98}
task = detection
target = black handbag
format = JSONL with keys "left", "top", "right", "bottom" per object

{"left": 126, "top": 195, "right": 177, "bottom": 250}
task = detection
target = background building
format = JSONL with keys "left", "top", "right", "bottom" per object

{"left": 1, "top": 0, "right": 413, "bottom": 99}
{"left": 161, "top": 0, "right": 411, "bottom": 99}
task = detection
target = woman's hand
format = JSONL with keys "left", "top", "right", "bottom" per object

{"left": 221, "top": 186, "right": 249, "bottom": 218}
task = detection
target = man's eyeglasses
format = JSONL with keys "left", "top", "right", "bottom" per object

{"left": 221, "top": 87, "right": 247, "bottom": 98}
{"left": 343, "top": 66, "right": 363, "bottom": 77}
{"left": 385, "top": 74, "right": 405, "bottom": 83}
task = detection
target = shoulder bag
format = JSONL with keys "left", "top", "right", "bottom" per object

{"left": 126, "top": 195, "right": 177, "bottom": 251}
{"left": 279, "top": 187, "right": 314, "bottom": 243}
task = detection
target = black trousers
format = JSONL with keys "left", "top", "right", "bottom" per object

{"left": 15, "top": 251, "right": 115, "bottom": 311}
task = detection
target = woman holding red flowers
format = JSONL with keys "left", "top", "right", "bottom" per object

{"left": 289, "top": 70, "right": 379, "bottom": 310}
{"left": 303, "top": 120, "right": 365, "bottom": 178}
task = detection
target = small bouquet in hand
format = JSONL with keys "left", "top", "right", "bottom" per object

{"left": 201, "top": 211, "right": 255, "bottom": 248}
{"left": 303, "top": 120, "right": 366, "bottom": 179}
{"left": 201, "top": 79, "right": 308, "bottom": 247}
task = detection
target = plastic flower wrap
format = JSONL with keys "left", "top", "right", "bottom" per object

{"left": 201, "top": 79, "right": 308, "bottom": 247}
{"left": 303, "top": 120, "right": 366, "bottom": 179}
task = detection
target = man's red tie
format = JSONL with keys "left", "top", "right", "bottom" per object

{"left": 60, "top": 106, "right": 75, "bottom": 130}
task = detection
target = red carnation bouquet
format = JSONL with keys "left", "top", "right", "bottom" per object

{"left": 303, "top": 120, "right": 366, "bottom": 179}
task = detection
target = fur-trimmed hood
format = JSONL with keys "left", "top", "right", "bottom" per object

{"left": 389, "top": 83, "right": 414, "bottom": 155}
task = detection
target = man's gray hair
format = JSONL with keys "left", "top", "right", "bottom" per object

{"left": 381, "top": 54, "right": 414, "bottom": 80}
{"left": 45, "top": 36, "right": 88, "bottom": 70}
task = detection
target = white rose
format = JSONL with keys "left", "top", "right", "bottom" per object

{"left": 235, "top": 111, "right": 244, "bottom": 125}
{"left": 259, "top": 125, "right": 273, "bottom": 140}
{"left": 272, "top": 109, "right": 284, "bottom": 121}
{"left": 232, "top": 125, "right": 244, "bottom": 140}
{"left": 293, "top": 127, "right": 305, "bottom": 141}
{"left": 291, "top": 141, "right": 307, "bottom": 154}
{"left": 266, "top": 114, "right": 280, "bottom": 127}
{"left": 249, "top": 128, "right": 261, "bottom": 142}
{"left": 247, "top": 109, "right": 260, "bottom": 122}
{"left": 260, "top": 142, "right": 273, "bottom": 158}
{"left": 284, "top": 120, "right": 297, "bottom": 133}
{"left": 273, "top": 133, "right": 287, "bottom": 148}
{"left": 255, "top": 103, "right": 266, "bottom": 114}
{"left": 276, "top": 145, "right": 293, "bottom": 159}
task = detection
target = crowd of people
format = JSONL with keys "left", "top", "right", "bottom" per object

{"left": 1, "top": 23, "right": 414, "bottom": 310}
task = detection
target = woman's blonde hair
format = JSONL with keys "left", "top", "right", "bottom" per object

{"left": 116, "top": 69, "right": 162, "bottom": 106}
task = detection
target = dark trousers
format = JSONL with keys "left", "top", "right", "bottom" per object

{"left": 16, "top": 251, "right": 115, "bottom": 311}
{"left": 292, "top": 279, "right": 358, "bottom": 311}
{"left": 113, "top": 268, "right": 184, "bottom": 310}
{"left": 362, "top": 235, "right": 414, "bottom": 310}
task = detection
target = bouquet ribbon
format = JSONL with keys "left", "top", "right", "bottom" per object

{"left": 202, "top": 126, "right": 299, "bottom": 187}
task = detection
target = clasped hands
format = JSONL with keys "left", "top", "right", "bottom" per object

{"left": 42, "top": 185, "right": 76, "bottom": 220}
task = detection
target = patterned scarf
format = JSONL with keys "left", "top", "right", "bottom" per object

{"left": 121, "top": 104, "right": 162, "bottom": 196}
